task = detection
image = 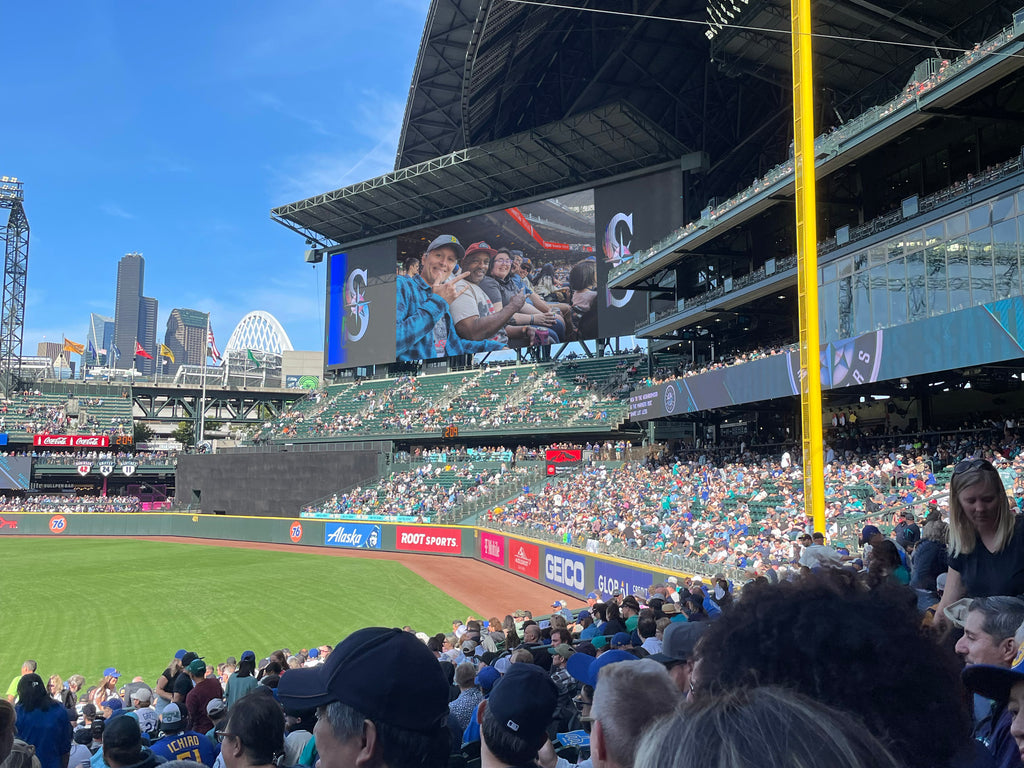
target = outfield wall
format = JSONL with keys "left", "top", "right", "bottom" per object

{"left": 0, "top": 513, "right": 687, "bottom": 601}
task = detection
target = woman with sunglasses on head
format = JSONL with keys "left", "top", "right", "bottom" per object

{"left": 934, "top": 458, "right": 1024, "bottom": 632}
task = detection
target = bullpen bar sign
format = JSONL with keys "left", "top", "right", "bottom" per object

{"left": 396, "top": 525, "right": 462, "bottom": 554}
{"left": 324, "top": 523, "right": 382, "bottom": 549}
{"left": 480, "top": 531, "right": 505, "bottom": 565}
{"left": 33, "top": 434, "right": 111, "bottom": 448}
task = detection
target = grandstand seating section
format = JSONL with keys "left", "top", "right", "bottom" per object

{"left": 258, "top": 357, "right": 646, "bottom": 442}
{"left": 0, "top": 390, "right": 134, "bottom": 441}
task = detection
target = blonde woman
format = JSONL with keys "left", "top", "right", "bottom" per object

{"left": 934, "top": 458, "right": 1024, "bottom": 631}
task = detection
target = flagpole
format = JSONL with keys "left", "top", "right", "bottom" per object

{"left": 199, "top": 314, "right": 209, "bottom": 447}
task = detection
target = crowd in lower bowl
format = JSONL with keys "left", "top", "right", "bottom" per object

{"left": 10, "top": 533, "right": 1024, "bottom": 768}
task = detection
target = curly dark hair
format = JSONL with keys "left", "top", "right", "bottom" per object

{"left": 694, "top": 570, "right": 970, "bottom": 768}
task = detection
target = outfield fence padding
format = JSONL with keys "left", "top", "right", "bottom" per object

{"left": 0, "top": 513, "right": 694, "bottom": 600}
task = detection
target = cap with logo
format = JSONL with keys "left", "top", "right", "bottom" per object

{"left": 486, "top": 664, "right": 558, "bottom": 748}
{"left": 963, "top": 647, "right": 1024, "bottom": 703}
{"left": 160, "top": 703, "right": 184, "bottom": 731}
{"left": 463, "top": 241, "right": 497, "bottom": 260}
{"left": 426, "top": 235, "right": 465, "bottom": 260}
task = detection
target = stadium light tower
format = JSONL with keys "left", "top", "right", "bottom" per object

{"left": 0, "top": 177, "right": 28, "bottom": 395}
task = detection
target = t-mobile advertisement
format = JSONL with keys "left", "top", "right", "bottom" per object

{"left": 480, "top": 531, "right": 505, "bottom": 565}
{"left": 395, "top": 525, "right": 462, "bottom": 554}
{"left": 593, "top": 168, "right": 684, "bottom": 337}
{"left": 325, "top": 240, "right": 398, "bottom": 370}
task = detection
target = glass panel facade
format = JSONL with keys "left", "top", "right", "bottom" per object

{"left": 817, "top": 180, "right": 1024, "bottom": 343}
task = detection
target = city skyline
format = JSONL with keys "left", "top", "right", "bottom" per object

{"left": 3, "top": 1, "right": 427, "bottom": 359}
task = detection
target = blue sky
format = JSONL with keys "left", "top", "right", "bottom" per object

{"left": 3, "top": 0, "right": 428, "bottom": 355}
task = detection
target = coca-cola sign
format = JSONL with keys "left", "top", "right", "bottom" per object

{"left": 33, "top": 435, "right": 111, "bottom": 448}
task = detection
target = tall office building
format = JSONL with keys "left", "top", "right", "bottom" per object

{"left": 164, "top": 308, "right": 208, "bottom": 374}
{"left": 87, "top": 313, "right": 114, "bottom": 366}
{"left": 112, "top": 253, "right": 158, "bottom": 374}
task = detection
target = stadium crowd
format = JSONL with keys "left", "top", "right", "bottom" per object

{"left": 487, "top": 421, "right": 1024, "bottom": 572}
{"left": 619, "top": 19, "right": 1021, "bottom": 281}
{"left": 301, "top": 463, "right": 533, "bottom": 522}
{"left": 0, "top": 495, "right": 141, "bottom": 514}
{"left": 8, "top": 529, "right": 1024, "bottom": 768}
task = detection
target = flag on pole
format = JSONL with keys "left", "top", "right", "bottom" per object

{"left": 207, "top": 328, "right": 222, "bottom": 365}
{"left": 246, "top": 349, "right": 262, "bottom": 369}
{"left": 87, "top": 340, "right": 96, "bottom": 360}
{"left": 134, "top": 341, "right": 154, "bottom": 360}
{"left": 159, "top": 344, "right": 175, "bottom": 363}
{"left": 63, "top": 338, "right": 85, "bottom": 355}
{"left": 111, "top": 344, "right": 121, "bottom": 361}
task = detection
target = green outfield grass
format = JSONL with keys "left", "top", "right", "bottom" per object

{"left": 0, "top": 538, "right": 476, "bottom": 689}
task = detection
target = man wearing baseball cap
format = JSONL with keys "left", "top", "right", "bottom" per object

{"left": 476, "top": 664, "right": 558, "bottom": 768}
{"left": 449, "top": 242, "right": 525, "bottom": 346}
{"left": 396, "top": 235, "right": 504, "bottom": 362}
{"left": 277, "top": 627, "right": 451, "bottom": 768}
{"left": 649, "top": 622, "right": 707, "bottom": 694}
{"left": 963, "top": 650, "right": 1024, "bottom": 768}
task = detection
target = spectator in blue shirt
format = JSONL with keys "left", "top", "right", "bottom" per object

{"left": 396, "top": 235, "right": 503, "bottom": 362}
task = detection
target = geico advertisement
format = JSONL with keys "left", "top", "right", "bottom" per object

{"left": 544, "top": 550, "right": 586, "bottom": 596}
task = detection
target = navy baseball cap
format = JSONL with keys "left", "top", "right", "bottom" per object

{"left": 566, "top": 649, "right": 636, "bottom": 687}
{"left": 861, "top": 525, "right": 881, "bottom": 544}
{"left": 963, "top": 651, "right": 1024, "bottom": 703}
{"left": 486, "top": 664, "right": 557, "bottom": 748}
{"left": 610, "top": 632, "right": 632, "bottom": 648}
{"left": 277, "top": 627, "right": 449, "bottom": 733}
{"left": 240, "top": 650, "right": 256, "bottom": 662}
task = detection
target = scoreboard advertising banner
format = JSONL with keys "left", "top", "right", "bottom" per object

{"left": 324, "top": 168, "right": 683, "bottom": 371}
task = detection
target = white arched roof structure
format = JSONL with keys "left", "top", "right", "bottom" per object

{"left": 225, "top": 311, "right": 294, "bottom": 354}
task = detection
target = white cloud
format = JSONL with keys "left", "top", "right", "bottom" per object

{"left": 100, "top": 202, "right": 135, "bottom": 219}
{"left": 250, "top": 90, "right": 336, "bottom": 138}
{"left": 267, "top": 92, "right": 405, "bottom": 203}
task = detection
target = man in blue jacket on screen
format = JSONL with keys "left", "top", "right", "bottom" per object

{"left": 396, "top": 235, "right": 504, "bottom": 361}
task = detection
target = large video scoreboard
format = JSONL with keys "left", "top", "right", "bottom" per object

{"left": 324, "top": 166, "right": 684, "bottom": 370}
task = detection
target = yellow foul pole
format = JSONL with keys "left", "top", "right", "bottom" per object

{"left": 791, "top": 0, "right": 826, "bottom": 533}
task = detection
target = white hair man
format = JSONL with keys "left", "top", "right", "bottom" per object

{"left": 589, "top": 660, "right": 680, "bottom": 768}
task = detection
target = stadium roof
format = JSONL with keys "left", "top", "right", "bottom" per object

{"left": 271, "top": 102, "right": 686, "bottom": 247}
{"left": 274, "top": 0, "right": 1024, "bottom": 248}
{"left": 394, "top": 0, "right": 1023, "bottom": 168}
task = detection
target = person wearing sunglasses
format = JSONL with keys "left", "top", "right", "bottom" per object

{"left": 934, "top": 458, "right": 1024, "bottom": 633}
